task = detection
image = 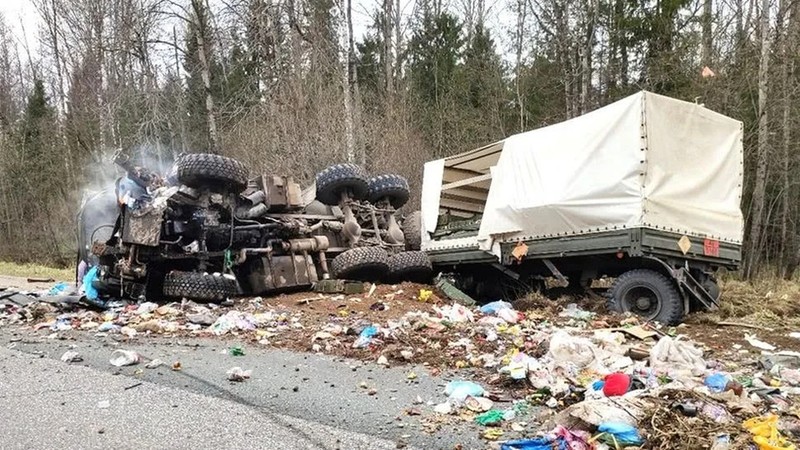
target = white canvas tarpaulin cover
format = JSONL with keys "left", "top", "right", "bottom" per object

{"left": 421, "top": 91, "right": 744, "bottom": 253}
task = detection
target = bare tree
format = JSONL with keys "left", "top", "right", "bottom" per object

{"left": 744, "top": 0, "right": 772, "bottom": 278}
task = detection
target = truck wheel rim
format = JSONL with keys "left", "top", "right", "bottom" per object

{"left": 621, "top": 286, "right": 661, "bottom": 319}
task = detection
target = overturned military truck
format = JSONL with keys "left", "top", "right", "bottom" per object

{"left": 417, "top": 91, "right": 744, "bottom": 324}
{"left": 77, "top": 153, "right": 430, "bottom": 304}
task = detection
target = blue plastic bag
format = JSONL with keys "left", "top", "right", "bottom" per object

{"left": 704, "top": 372, "right": 730, "bottom": 393}
{"left": 82, "top": 266, "right": 100, "bottom": 301}
{"left": 353, "top": 326, "right": 378, "bottom": 348}
{"left": 501, "top": 437, "right": 566, "bottom": 450}
{"left": 480, "top": 300, "right": 513, "bottom": 315}
{"left": 444, "top": 380, "right": 485, "bottom": 401}
{"left": 597, "top": 422, "right": 643, "bottom": 445}
{"left": 592, "top": 380, "right": 605, "bottom": 391}
{"left": 48, "top": 282, "right": 70, "bottom": 296}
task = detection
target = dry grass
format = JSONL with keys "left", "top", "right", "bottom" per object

{"left": 0, "top": 261, "right": 73, "bottom": 281}
{"left": 691, "top": 276, "right": 800, "bottom": 327}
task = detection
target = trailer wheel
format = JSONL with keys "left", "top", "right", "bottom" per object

{"left": 315, "top": 163, "right": 369, "bottom": 205}
{"left": 389, "top": 251, "right": 432, "bottom": 283}
{"left": 176, "top": 153, "right": 248, "bottom": 193}
{"left": 163, "top": 271, "right": 240, "bottom": 303}
{"left": 403, "top": 211, "right": 422, "bottom": 251}
{"left": 607, "top": 269, "right": 683, "bottom": 325}
{"left": 330, "top": 247, "right": 390, "bottom": 281}
{"left": 368, "top": 174, "right": 410, "bottom": 209}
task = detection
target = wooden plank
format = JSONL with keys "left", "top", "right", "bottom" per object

{"left": 441, "top": 173, "right": 492, "bottom": 191}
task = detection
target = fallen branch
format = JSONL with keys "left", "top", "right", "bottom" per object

{"left": 716, "top": 321, "right": 774, "bottom": 332}
{"left": 296, "top": 295, "right": 327, "bottom": 305}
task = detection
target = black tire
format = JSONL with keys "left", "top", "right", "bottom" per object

{"left": 330, "top": 247, "right": 390, "bottom": 281}
{"left": 404, "top": 211, "right": 422, "bottom": 251}
{"left": 607, "top": 269, "right": 684, "bottom": 325}
{"left": 176, "top": 153, "right": 248, "bottom": 193}
{"left": 368, "top": 174, "right": 410, "bottom": 209}
{"left": 162, "top": 271, "right": 240, "bottom": 303}
{"left": 315, "top": 164, "right": 369, "bottom": 206}
{"left": 389, "top": 251, "right": 432, "bottom": 283}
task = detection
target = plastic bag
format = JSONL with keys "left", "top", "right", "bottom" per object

{"left": 82, "top": 266, "right": 100, "bottom": 301}
{"left": 649, "top": 336, "right": 705, "bottom": 376}
{"left": 48, "top": 282, "right": 71, "bottom": 296}
{"left": 109, "top": 349, "right": 141, "bottom": 367}
{"left": 497, "top": 308, "right": 520, "bottom": 323}
{"left": 445, "top": 380, "right": 485, "bottom": 401}
{"left": 474, "top": 409, "right": 504, "bottom": 426}
{"left": 742, "top": 415, "right": 796, "bottom": 450}
{"left": 596, "top": 422, "right": 643, "bottom": 446}
{"left": 549, "top": 331, "right": 598, "bottom": 369}
{"left": 480, "top": 300, "right": 513, "bottom": 314}
{"left": 704, "top": 373, "right": 731, "bottom": 393}
{"left": 353, "top": 326, "right": 378, "bottom": 348}
{"left": 559, "top": 303, "right": 595, "bottom": 320}
{"left": 501, "top": 438, "right": 563, "bottom": 450}
{"left": 435, "top": 304, "right": 475, "bottom": 322}
{"left": 500, "top": 352, "right": 534, "bottom": 380}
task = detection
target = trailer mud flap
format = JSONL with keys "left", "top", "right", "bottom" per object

{"left": 642, "top": 256, "right": 719, "bottom": 312}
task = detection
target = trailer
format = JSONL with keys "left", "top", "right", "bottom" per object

{"left": 418, "top": 91, "right": 744, "bottom": 324}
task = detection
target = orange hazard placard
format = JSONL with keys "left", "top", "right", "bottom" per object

{"left": 703, "top": 239, "right": 720, "bottom": 257}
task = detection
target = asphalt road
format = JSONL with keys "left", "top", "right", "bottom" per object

{"left": 0, "top": 329, "right": 486, "bottom": 449}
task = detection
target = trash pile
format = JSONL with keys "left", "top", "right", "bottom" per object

{"left": 2, "top": 280, "right": 799, "bottom": 449}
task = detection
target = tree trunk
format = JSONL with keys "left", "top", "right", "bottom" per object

{"left": 514, "top": 0, "right": 526, "bottom": 131}
{"left": 191, "top": 0, "right": 219, "bottom": 153}
{"left": 702, "top": 0, "right": 713, "bottom": 67}
{"left": 780, "top": 0, "right": 798, "bottom": 277}
{"left": 744, "top": 0, "right": 771, "bottom": 279}
{"left": 580, "top": 0, "right": 598, "bottom": 114}
{"left": 341, "top": 0, "right": 356, "bottom": 162}
{"left": 382, "top": 0, "right": 393, "bottom": 95}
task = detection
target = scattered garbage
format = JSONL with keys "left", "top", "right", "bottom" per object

{"left": 602, "top": 372, "right": 630, "bottom": 397}
{"left": 445, "top": 380, "right": 485, "bottom": 401}
{"left": 227, "top": 366, "right": 251, "bottom": 382}
{"left": 705, "top": 372, "right": 731, "bottom": 393}
{"left": 5, "top": 275, "right": 800, "bottom": 448}
{"left": 549, "top": 331, "right": 598, "bottom": 369}
{"left": 480, "top": 301, "right": 513, "bottom": 315}
{"left": 475, "top": 409, "right": 505, "bottom": 426}
{"left": 48, "top": 282, "right": 71, "bottom": 296}
{"left": 97, "top": 400, "right": 110, "bottom": 409}
{"left": 465, "top": 396, "right": 494, "bottom": 412}
{"left": 500, "top": 437, "right": 560, "bottom": 450}
{"left": 60, "top": 350, "right": 82, "bottom": 363}
{"left": 649, "top": 335, "right": 706, "bottom": 375}
{"left": 559, "top": 303, "right": 595, "bottom": 321}
{"left": 109, "top": 350, "right": 141, "bottom": 367}
{"left": 745, "top": 334, "right": 777, "bottom": 351}
{"left": 228, "top": 345, "right": 245, "bottom": 356}
{"left": 742, "top": 415, "right": 795, "bottom": 450}
{"left": 417, "top": 289, "right": 433, "bottom": 303}
{"left": 353, "top": 326, "right": 378, "bottom": 348}
{"left": 595, "top": 422, "right": 643, "bottom": 447}
{"left": 434, "top": 304, "right": 474, "bottom": 323}
{"left": 135, "top": 302, "right": 158, "bottom": 315}
{"left": 145, "top": 359, "right": 164, "bottom": 369}
{"left": 433, "top": 402, "right": 453, "bottom": 415}
{"left": 186, "top": 312, "right": 216, "bottom": 326}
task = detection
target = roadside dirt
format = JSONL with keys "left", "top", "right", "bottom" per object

{"left": 0, "top": 275, "right": 64, "bottom": 292}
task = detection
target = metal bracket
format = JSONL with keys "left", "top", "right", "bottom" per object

{"left": 642, "top": 256, "right": 719, "bottom": 312}
{"left": 492, "top": 263, "right": 520, "bottom": 280}
{"left": 542, "top": 259, "right": 568, "bottom": 285}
